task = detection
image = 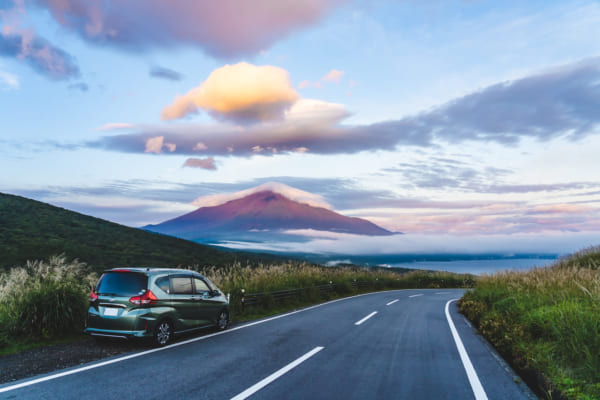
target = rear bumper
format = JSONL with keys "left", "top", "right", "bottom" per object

{"left": 84, "top": 327, "right": 150, "bottom": 339}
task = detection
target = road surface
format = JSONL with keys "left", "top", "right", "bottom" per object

{"left": 0, "top": 289, "right": 536, "bottom": 399}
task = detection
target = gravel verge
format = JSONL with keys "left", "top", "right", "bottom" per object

{"left": 0, "top": 325, "right": 231, "bottom": 385}
{"left": 0, "top": 338, "right": 144, "bottom": 385}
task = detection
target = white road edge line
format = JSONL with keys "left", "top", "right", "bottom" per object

{"left": 386, "top": 299, "right": 399, "bottom": 306}
{"left": 230, "top": 346, "right": 324, "bottom": 400}
{"left": 0, "top": 291, "right": 377, "bottom": 394}
{"left": 355, "top": 311, "right": 378, "bottom": 325}
{"left": 445, "top": 299, "right": 488, "bottom": 400}
{"left": 409, "top": 294, "right": 423, "bottom": 298}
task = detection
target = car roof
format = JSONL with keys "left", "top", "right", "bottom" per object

{"left": 104, "top": 267, "right": 205, "bottom": 277}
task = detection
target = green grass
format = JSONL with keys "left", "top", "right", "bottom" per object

{"left": 458, "top": 246, "right": 600, "bottom": 400}
{"left": 0, "top": 192, "right": 286, "bottom": 273}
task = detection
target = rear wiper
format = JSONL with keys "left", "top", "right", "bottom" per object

{"left": 97, "top": 292, "right": 120, "bottom": 296}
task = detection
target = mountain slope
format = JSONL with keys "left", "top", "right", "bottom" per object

{"left": 0, "top": 192, "right": 284, "bottom": 272}
{"left": 144, "top": 190, "right": 393, "bottom": 241}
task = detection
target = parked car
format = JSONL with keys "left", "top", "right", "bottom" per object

{"left": 84, "top": 268, "right": 229, "bottom": 346}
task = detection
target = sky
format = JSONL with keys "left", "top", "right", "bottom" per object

{"left": 1, "top": 0, "right": 600, "bottom": 255}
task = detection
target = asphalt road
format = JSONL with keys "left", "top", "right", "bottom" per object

{"left": 0, "top": 289, "right": 536, "bottom": 400}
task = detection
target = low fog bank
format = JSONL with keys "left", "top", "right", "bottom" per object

{"left": 219, "top": 231, "right": 599, "bottom": 257}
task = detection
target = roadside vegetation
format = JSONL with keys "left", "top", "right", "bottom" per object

{"left": 0, "top": 254, "right": 474, "bottom": 353}
{"left": 459, "top": 246, "right": 600, "bottom": 400}
{"left": 0, "top": 255, "right": 97, "bottom": 353}
{"left": 194, "top": 262, "right": 474, "bottom": 316}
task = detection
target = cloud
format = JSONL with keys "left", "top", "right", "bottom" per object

{"left": 93, "top": 58, "right": 600, "bottom": 157}
{"left": 68, "top": 82, "right": 88, "bottom": 91}
{"left": 219, "top": 231, "right": 600, "bottom": 256}
{"left": 0, "top": 32, "right": 80, "bottom": 80}
{"left": 161, "top": 62, "right": 299, "bottom": 123}
{"left": 298, "top": 80, "right": 322, "bottom": 89}
{"left": 1, "top": 0, "right": 79, "bottom": 80}
{"left": 34, "top": 0, "right": 345, "bottom": 58}
{"left": 0, "top": 69, "right": 18, "bottom": 89}
{"left": 193, "top": 142, "right": 207, "bottom": 151}
{"left": 182, "top": 157, "right": 216, "bottom": 170}
{"left": 322, "top": 69, "right": 344, "bottom": 83}
{"left": 384, "top": 158, "right": 598, "bottom": 195}
{"left": 529, "top": 204, "right": 592, "bottom": 215}
{"left": 384, "top": 158, "right": 510, "bottom": 191}
{"left": 400, "top": 57, "right": 600, "bottom": 145}
{"left": 298, "top": 69, "right": 345, "bottom": 89}
{"left": 285, "top": 98, "right": 348, "bottom": 123}
{"left": 92, "top": 98, "right": 357, "bottom": 156}
{"left": 144, "top": 136, "right": 176, "bottom": 154}
{"left": 96, "top": 122, "right": 135, "bottom": 131}
{"left": 150, "top": 65, "right": 183, "bottom": 81}
{"left": 191, "top": 181, "right": 332, "bottom": 209}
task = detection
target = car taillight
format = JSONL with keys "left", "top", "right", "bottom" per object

{"left": 89, "top": 291, "right": 98, "bottom": 301}
{"left": 129, "top": 290, "right": 158, "bottom": 305}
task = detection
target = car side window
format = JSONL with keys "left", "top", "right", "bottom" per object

{"left": 171, "top": 276, "right": 193, "bottom": 294}
{"left": 204, "top": 277, "right": 217, "bottom": 292}
{"left": 156, "top": 276, "right": 170, "bottom": 294}
{"left": 194, "top": 278, "right": 210, "bottom": 294}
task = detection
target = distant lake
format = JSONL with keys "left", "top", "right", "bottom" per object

{"left": 390, "top": 257, "right": 557, "bottom": 275}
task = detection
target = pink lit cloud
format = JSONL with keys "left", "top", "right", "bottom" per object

{"left": 374, "top": 201, "right": 600, "bottom": 235}
{"left": 182, "top": 157, "right": 216, "bottom": 170}
{"left": 34, "top": 0, "right": 346, "bottom": 58}
{"left": 530, "top": 204, "right": 592, "bottom": 214}
{"left": 322, "top": 69, "right": 344, "bottom": 83}
{"left": 144, "top": 136, "right": 176, "bottom": 154}
{"left": 0, "top": 1, "right": 79, "bottom": 80}
{"left": 298, "top": 80, "right": 322, "bottom": 89}
{"left": 96, "top": 122, "right": 135, "bottom": 131}
{"left": 298, "top": 69, "right": 345, "bottom": 90}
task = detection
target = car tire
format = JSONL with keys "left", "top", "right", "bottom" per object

{"left": 216, "top": 310, "right": 229, "bottom": 331}
{"left": 154, "top": 319, "right": 173, "bottom": 347}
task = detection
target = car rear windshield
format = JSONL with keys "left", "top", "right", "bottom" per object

{"left": 96, "top": 272, "right": 148, "bottom": 296}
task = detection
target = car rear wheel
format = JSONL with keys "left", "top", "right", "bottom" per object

{"left": 154, "top": 319, "right": 173, "bottom": 347}
{"left": 216, "top": 310, "right": 229, "bottom": 331}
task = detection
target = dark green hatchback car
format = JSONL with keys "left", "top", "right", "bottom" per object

{"left": 84, "top": 268, "right": 230, "bottom": 346}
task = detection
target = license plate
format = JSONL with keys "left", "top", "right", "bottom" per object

{"left": 103, "top": 307, "right": 119, "bottom": 316}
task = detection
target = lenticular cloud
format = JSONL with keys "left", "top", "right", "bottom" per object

{"left": 161, "top": 62, "right": 299, "bottom": 123}
{"left": 36, "top": 0, "right": 346, "bottom": 57}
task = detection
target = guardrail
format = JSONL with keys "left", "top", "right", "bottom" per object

{"left": 240, "top": 281, "right": 376, "bottom": 310}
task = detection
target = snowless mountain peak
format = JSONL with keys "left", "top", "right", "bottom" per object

{"left": 191, "top": 182, "right": 332, "bottom": 210}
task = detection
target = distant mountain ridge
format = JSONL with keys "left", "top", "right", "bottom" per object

{"left": 0, "top": 192, "right": 285, "bottom": 272}
{"left": 144, "top": 189, "right": 393, "bottom": 242}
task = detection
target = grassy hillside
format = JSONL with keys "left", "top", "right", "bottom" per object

{"left": 0, "top": 192, "right": 284, "bottom": 272}
{"left": 459, "top": 246, "right": 600, "bottom": 399}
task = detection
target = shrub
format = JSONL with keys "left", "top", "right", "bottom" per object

{"left": 0, "top": 255, "right": 97, "bottom": 341}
